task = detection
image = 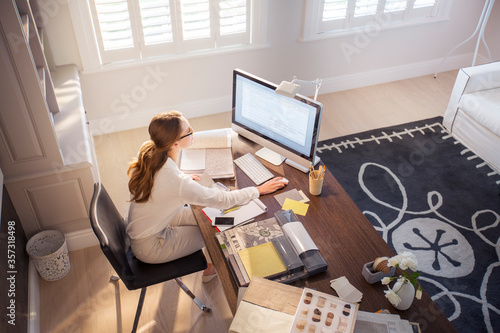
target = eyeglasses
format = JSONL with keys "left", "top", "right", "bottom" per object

{"left": 179, "top": 126, "right": 194, "bottom": 140}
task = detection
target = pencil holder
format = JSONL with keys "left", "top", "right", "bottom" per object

{"left": 309, "top": 170, "right": 324, "bottom": 195}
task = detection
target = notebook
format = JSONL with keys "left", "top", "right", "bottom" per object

{"left": 237, "top": 242, "right": 287, "bottom": 281}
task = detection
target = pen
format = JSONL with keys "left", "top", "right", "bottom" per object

{"left": 223, "top": 206, "right": 240, "bottom": 214}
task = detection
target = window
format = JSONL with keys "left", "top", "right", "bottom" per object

{"left": 70, "top": 0, "right": 264, "bottom": 69}
{"left": 303, "top": 0, "right": 452, "bottom": 41}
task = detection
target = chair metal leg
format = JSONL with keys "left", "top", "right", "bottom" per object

{"left": 174, "top": 278, "right": 212, "bottom": 313}
{"left": 131, "top": 288, "right": 147, "bottom": 333}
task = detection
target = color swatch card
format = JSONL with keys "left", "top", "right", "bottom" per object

{"left": 330, "top": 276, "right": 363, "bottom": 303}
{"left": 289, "top": 288, "right": 358, "bottom": 333}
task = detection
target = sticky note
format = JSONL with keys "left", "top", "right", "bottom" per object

{"left": 282, "top": 198, "right": 309, "bottom": 216}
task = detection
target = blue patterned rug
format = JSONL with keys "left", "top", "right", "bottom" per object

{"left": 317, "top": 116, "right": 500, "bottom": 332}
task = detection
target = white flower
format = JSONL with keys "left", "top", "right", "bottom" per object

{"left": 381, "top": 277, "right": 391, "bottom": 285}
{"left": 397, "top": 276, "right": 406, "bottom": 284}
{"left": 387, "top": 255, "right": 400, "bottom": 267}
{"left": 384, "top": 289, "right": 401, "bottom": 306}
{"left": 416, "top": 288, "right": 422, "bottom": 300}
{"left": 399, "top": 252, "right": 418, "bottom": 271}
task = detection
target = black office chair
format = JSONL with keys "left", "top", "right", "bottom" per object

{"left": 89, "top": 182, "right": 211, "bottom": 333}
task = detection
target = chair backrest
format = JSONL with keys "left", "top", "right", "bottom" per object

{"left": 89, "top": 182, "right": 134, "bottom": 283}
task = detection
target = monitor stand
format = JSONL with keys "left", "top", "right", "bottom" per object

{"left": 285, "top": 155, "right": 321, "bottom": 173}
{"left": 256, "top": 147, "right": 321, "bottom": 173}
{"left": 256, "top": 147, "right": 285, "bottom": 165}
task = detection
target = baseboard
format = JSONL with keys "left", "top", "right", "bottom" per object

{"left": 28, "top": 261, "right": 39, "bottom": 333}
{"left": 88, "top": 53, "right": 477, "bottom": 135}
{"left": 65, "top": 228, "right": 99, "bottom": 252}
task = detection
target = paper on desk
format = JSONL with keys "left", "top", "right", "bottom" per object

{"left": 202, "top": 199, "right": 267, "bottom": 231}
{"left": 229, "top": 301, "right": 294, "bottom": 333}
{"left": 274, "top": 189, "right": 309, "bottom": 206}
{"left": 180, "top": 149, "right": 205, "bottom": 171}
{"left": 282, "top": 198, "right": 309, "bottom": 216}
{"left": 330, "top": 276, "right": 363, "bottom": 303}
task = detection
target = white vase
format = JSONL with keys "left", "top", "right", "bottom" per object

{"left": 391, "top": 280, "right": 415, "bottom": 310}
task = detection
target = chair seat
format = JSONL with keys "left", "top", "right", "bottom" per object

{"left": 116, "top": 248, "right": 207, "bottom": 290}
{"left": 459, "top": 88, "right": 500, "bottom": 136}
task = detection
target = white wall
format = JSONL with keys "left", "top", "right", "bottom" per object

{"left": 42, "top": 0, "right": 500, "bottom": 135}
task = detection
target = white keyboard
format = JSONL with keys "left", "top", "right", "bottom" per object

{"left": 234, "top": 153, "right": 274, "bottom": 185}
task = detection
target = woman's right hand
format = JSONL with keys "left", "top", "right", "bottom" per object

{"left": 257, "top": 177, "right": 287, "bottom": 195}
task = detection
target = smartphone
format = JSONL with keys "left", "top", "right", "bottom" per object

{"left": 214, "top": 216, "right": 235, "bottom": 226}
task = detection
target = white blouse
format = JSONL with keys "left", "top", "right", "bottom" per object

{"left": 126, "top": 158, "right": 259, "bottom": 239}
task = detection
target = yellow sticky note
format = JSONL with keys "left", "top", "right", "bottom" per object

{"left": 282, "top": 198, "right": 309, "bottom": 216}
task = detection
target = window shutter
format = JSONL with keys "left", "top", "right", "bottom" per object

{"left": 136, "top": 0, "right": 178, "bottom": 58}
{"left": 216, "top": 0, "right": 250, "bottom": 47}
{"left": 354, "top": 0, "right": 379, "bottom": 17}
{"left": 90, "top": 0, "right": 140, "bottom": 63}
{"left": 138, "top": 0, "right": 174, "bottom": 45}
{"left": 174, "top": 0, "right": 214, "bottom": 52}
{"left": 319, "top": 0, "right": 349, "bottom": 32}
{"left": 87, "top": 0, "right": 256, "bottom": 64}
{"left": 410, "top": 0, "right": 438, "bottom": 19}
{"left": 316, "top": 0, "right": 441, "bottom": 35}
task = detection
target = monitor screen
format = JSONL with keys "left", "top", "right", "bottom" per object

{"left": 231, "top": 69, "right": 323, "bottom": 172}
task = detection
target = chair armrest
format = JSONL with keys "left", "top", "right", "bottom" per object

{"left": 462, "top": 61, "right": 500, "bottom": 93}
{"left": 444, "top": 61, "right": 500, "bottom": 130}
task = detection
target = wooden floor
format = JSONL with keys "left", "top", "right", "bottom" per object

{"left": 39, "top": 71, "right": 458, "bottom": 333}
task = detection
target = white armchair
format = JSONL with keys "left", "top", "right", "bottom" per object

{"left": 443, "top": 61, "right": 500, "bottom": 172}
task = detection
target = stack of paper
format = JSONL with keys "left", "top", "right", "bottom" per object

{"left": 354, "top": 311, "right": 419, "bottom": 333}
{"left": 330, "top": 276, "right": 363, "bottom": 303}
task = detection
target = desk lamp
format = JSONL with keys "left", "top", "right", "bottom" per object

{"left": 275, "top": 77, "right": 322, "bottom": 100}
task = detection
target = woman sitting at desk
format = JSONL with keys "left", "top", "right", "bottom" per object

{"left": 126, "top": 111, "right": 286, "bottom": 281}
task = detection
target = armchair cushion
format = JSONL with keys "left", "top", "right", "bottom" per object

{"left": 458, "top": 88, "right": 500, "bottom": 136}
{"left": 443, "top": 61, "right": 500, "bottom": 172}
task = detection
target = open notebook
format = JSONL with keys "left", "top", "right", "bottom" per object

{"left": 180, "top": 128, "right": 234, "bottom": 179}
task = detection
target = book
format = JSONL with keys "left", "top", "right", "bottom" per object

{"left": 237, "top": 242, "right": 288, "bottom": 282}
{"left": 215, "top": 216, "right": 306, "bottom": 287}
{"left": 215, "top": 211, "right": 329, "bottom": 287}
{"left": 180, "top": 128, "right": 235, "bottom": 179}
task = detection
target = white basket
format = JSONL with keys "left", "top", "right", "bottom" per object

{"left": 26, "top": 230, "right": 71, "bottom": 281}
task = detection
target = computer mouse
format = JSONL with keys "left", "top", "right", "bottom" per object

{"left": 277, "top": 178, "right": 289, "bottom": 184}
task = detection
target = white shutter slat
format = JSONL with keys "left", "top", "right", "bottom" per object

{"left": 94, "top": 0, "right": 134, "bottom": 50}
{"left": 384, "top": 0, "right": 407, "bottom": 13}
{"left": 220, "top": 0, "right": 246, "bottom": 35}
{"left": 216, "top": 0, "right": 249, "bottom": 46}
{"left": 322, "top": 0, "right": 348, "bottom": 21}
{"left": 354, "top": 0, "right": 378, "bottom": 17}
{"left": 181, "top": 0, "right": 211, "bottom": 40}
{"left": 138, "top": 0, "right": 173, "bottom": 45}
{"left": 414, "top": 0, "right": 436, "bottom": 8}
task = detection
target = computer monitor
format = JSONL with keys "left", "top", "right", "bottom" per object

{"left": 231, "top": 69, "right": 323, "bottom": 173}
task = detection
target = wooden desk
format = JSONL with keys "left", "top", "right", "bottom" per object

{"left": 192, "top": 133, "right": 456, "bottom": 333}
